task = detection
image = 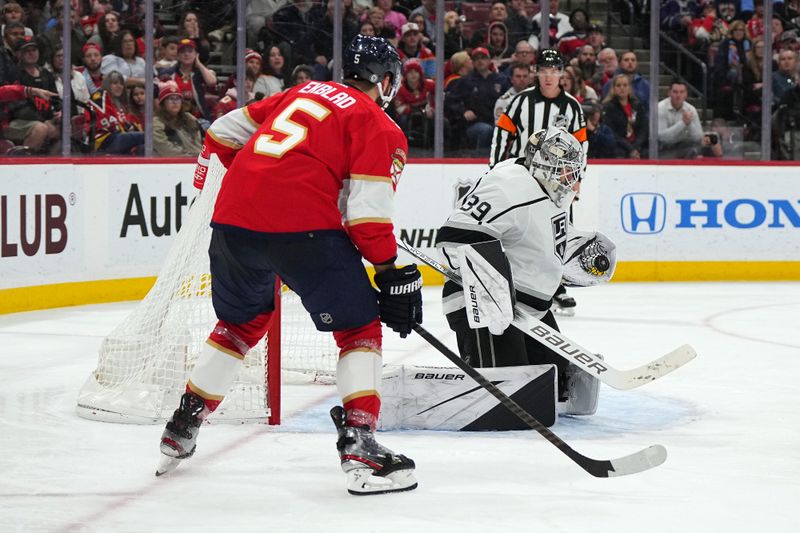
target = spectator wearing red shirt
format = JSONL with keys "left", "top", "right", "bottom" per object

{"left": 397, "top": 23, "right": 434, "bottom": 78}
{"left": 394, "top": 59, "right": 435, "bottom": 146}
{"left": 84, "top": 71, "right": 143, "bottom": 154}
{"left": 558, "top": 9, "right": 591, "bottom": 60}
{"left": 0, "top": 84, "right": 57, "bottom": 103}
{"left": 746, "top": 1, "right": 765, "bottom": 41}
{"left": 214, "top": 77, "right": 256, "bottom": 120}
{"left": 159, "top": 38, "right": 217, "bottom": 127}
{"left": 78, "top": 42, "right": 104, "bottom": 96}
{"left": 126, "top": 82, "right": 145, "bottom": 130}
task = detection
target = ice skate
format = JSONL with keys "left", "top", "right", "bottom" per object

{"left": 330, "top": 406, "right": 417, "bottom": 495}
{"left": 551, "top": 287, "right": 576, "bottom": 317}
{"left": 155, "top": 392, "right": 208, "bottom": 476}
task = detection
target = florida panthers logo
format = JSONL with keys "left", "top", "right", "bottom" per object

{"left": 551, "top": 212, "right": 568, "bottom": 261}
{"left": 390, "top": 147, "right": 406, "bottom": 186}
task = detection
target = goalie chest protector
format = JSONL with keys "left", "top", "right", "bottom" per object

{"left": 438, "top": 159, "right": 570, "bottom": 311}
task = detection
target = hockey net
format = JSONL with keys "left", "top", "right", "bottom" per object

{"left": 76, "top": 157, "right": 338, "bottom": 425}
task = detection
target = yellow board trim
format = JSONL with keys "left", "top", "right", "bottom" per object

{"left": 613, "top": 262, "right": 800, "bottom": 282}
{"left": 1, "top": 262, "right": 797, "bottom": 315}
{"left": 0, "top": 277, "right": 157, "bottom": 315}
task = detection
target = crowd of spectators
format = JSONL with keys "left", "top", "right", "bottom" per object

{"left": 661, "top": 0, "right": 800, "bottom": 158}
{"left": 0, "top": 0, "right": 798, "bottom": 159}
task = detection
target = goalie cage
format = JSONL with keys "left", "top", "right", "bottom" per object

{"left": 76, "top": 157, "right": 339, "bottom": 425}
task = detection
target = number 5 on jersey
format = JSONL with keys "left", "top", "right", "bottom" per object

{"left": 254, "top": 98, "right": 331, "bottom": 158}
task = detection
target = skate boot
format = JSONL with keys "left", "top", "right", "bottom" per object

{"left": 551, "top": 286, "right": 576, "bottom": 317}
{"left": 330, "top": 406, "right": 417, "bottom": 495}
{"left": 155, "top": 392, "right": 208, "bottom": 476}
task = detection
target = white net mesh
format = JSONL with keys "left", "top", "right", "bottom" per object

{"left": 76, "top": 158, "right": 337, "bottom": 424}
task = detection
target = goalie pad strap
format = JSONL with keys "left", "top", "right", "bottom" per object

{"left": 516, "top": 289, "right": 552, "bottom": 312}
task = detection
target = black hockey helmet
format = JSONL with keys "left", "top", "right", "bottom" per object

{"left": 343, "top": 34, "right": 402, "bottom": 108}
{"left": 536, "top": 48, "right": 565, "bottom": 70}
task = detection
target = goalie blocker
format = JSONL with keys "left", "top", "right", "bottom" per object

{"left": 444, "top": 240, "right": 601, "bottom": 416}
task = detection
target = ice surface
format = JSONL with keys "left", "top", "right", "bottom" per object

{"left": 1, "top": 283, "right": 798, "bottom": 532}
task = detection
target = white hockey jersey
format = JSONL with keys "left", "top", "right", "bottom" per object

{"left": 435, "top": 158, "right": 570, "bottom": 319}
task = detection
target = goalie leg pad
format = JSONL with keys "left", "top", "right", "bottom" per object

{"left": 447, "top": 306, "right": 528, "bottom": 368}
{"left": 560, "top": 356, "right": 602, "bottom": 416}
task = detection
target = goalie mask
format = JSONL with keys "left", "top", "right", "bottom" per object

{"left": 524, "top": 126, "right": 585, "bottom": 208}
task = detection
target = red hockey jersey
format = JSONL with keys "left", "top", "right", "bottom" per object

{"left": 207, "top": 81, "right": 408, "bottom": 265}
{"left": 84, "top": 90, "right": 135, "bottom": 150}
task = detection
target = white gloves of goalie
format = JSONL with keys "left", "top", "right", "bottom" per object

{"left": 562, "top": 230, "right": 617, "bottom": 287}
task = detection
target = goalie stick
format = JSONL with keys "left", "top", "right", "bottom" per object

{"left": 398, "top": 239, "right": 697, "bottom": 390}
{"left": 413, "top": 324, "right": 667, "bottom": 477}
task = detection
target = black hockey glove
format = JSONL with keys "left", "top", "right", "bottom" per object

{"left": 374, "top": 265, "right": 423, "bottom": 338}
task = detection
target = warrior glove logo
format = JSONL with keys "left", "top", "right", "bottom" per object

{"left": 388, "top": 277, "right": 423, "bottom": 295}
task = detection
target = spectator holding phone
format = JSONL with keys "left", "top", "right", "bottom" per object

{"left": 657, "top": 80, "right": 703, "bottom": 159}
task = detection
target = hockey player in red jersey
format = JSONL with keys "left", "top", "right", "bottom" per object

{"left": 156, "top": 35, "right": 423, "bottom": 495}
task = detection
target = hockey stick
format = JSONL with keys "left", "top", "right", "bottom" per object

{"left": 412, "top": 324, "right": 667, "bottom": 477}
{"left": 398, "top": 239, "right": 697, "bottom": 390}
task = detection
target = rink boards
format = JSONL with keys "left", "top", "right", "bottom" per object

{"left": 0, "top": 159, "right": 798, "bottom": 313}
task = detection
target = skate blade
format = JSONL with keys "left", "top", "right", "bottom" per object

{"left": 345, "top": 467, "right": 418, "bottom": 496}
{"left": 155, "top": 454, "right": 182, "bottom": 477}
{"left": 551, "top": 306, "right": 575, "bottom": 317}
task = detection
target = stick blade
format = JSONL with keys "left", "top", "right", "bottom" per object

{"left": 614, "top": 344, "right": 698, "bottom": 390}
{"left": 607, "top": 444, "right": 668, "bottom": 477}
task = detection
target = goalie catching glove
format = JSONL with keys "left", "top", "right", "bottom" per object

{"left": 562, "top": 230, "right": 617, "bottom": 287}
{"left": 374, "top": 265, "right": 423, "bottom": 338}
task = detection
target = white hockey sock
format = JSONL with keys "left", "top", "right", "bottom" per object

{"left": 187, "top": 340, "right": 245, "bottom": 402}
{"left": 337, "top": 347, "right": 382, "bottom": 407}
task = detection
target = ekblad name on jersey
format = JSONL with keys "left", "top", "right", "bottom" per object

{"left": 436, "top": 158, "right": 570, "bottom": 317}
{"left": 205, "top": 80, "right": 408, "bottom": 266}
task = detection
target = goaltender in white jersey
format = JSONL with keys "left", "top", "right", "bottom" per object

{"left": 434, "top": 125, "right": 616, "bottom": 414}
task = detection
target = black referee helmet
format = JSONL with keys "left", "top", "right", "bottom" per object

{"left": 536, "top": 48, "right": 565, "bottom": 70}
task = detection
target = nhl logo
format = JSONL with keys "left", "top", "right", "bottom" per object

{"left": 320, "top": 313, "right": 333, "bottom": 324}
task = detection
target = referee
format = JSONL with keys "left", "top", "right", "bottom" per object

{"left": 489, "top": 48, "right": 587, "bottom": 316}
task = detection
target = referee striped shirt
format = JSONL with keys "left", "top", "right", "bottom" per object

{"left": 489, "top": 86, "right": 587, "bottom": 167}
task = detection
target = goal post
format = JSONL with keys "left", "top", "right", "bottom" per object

{"left": 76, "top": 158, "right": 337, "bottom": 425}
